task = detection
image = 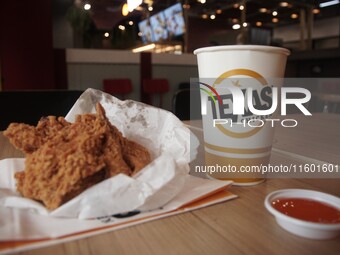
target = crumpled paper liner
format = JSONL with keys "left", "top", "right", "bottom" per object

{"left": 0, "top": 174, "right": 235, "bottom": 242}
{"left": 0, "top": 88, "right": 199, "bottom": 219}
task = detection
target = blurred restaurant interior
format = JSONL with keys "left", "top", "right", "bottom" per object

{"left": 0, "top": 0, "right": 339, "bottom": 128}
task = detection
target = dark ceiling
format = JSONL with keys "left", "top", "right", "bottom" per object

{"left": 60, "top": 0, "right": 339, "bottom": 30}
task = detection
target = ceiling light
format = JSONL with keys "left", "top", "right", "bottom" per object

{"left": 132, "top": 43, "right": 156, "bottom": 53}
{"left": 313, "top": 8, "right": 321, "bottom": 14}
{"left": 243, "top": 22, "right": 248, "bottom": 27}
{"left": 272, "top": 11, "right": 278, "bottom": 16}
{"left": 233, "top": 3, "right": 239, "bottom": 8}
{"left": 216, "top": 9, "right": 222, "bottom": 14}
{"left": 148, "top": 6, "right": 153, "bottom": 11}
{"left": 118, "top": 25, "right": 126, "bottom": 31}
{"left": 232, "top": 24, "right": 241, "bottom": 30}
{"left": 122, "top": 3, "right": 129, "bottom": 16}
{"left": 84, "top": 3, "right": 91, "bottom": 10}
{"left": 239, "top": 5, "right": 244, "bottom": 10}
{"left": 127, "top": 0, "right": 142, "bottom": 12}
{"left": 319, "top": 0, "right": 339, "bottom": 8}
{"left": 104, "top": 32, "right": 109, "bottom": 38}
{"left": 202, "top": 14, "right": 208, "bottom": 19}
{"left": 232, "top": 18, "right": 239, "bottom": 23}
{"left": 198, "top": 0, "right": 206, "bottom": 4}
{"left": 256, "top": 21, "right": 262, "bottom": 27}
{"left": 259, "top": 8, "right": 268, "bottom": 13}
{"left": 129, "top": 21, "right": 134, "bottom": 25}
{"left": 210, "top": 14, "right": 216, "bottom": 20}
{"left": 272, "top": 18, "right": 279, "bottom": 23}
{"left": 279, "top": 2, "right": 289, "bottom": 7}
{"left": 291, "top": 13, "right": 298, "bottom": 19}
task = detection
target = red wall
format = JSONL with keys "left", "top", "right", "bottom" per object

{"left": 0, "top": 0, "right": 55, "bottom": 90}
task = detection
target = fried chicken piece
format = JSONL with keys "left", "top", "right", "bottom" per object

{"left": 19, "top": 132, "right": 108, "bottom": 209}
{"left": 6, "top": 103, "right": 151, "bottom": 210}
{"left": 122, "top": 139, "right": 152, "bottom": 175}
{"left": 94, "top": 105, "right": 151, "bottom": 175}
{"left": 14, "top": 171, "right": 25, "bottom": 195}
{"left": 4, "top": 116, "right": 70, "bottom": 154}
{"left": 36, "top": 116, "right": 70, "bottom": 138}
{"left": 3, "top": 123, "right": 42, "bottom": 154}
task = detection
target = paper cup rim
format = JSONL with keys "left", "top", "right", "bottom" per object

{"left": 193, "top": 45, "right": 290, "bottom": 56}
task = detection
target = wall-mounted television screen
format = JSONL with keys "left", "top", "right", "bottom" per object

{"left": 150, "top": 12, "right": 168, "bottom": 41}
{"left": 138, "top": 19, "right": 155, "bottom": 43}
{"left": 163, "top": 3, "right": 185, "bottom": 37}
{"left": 138, "top": 3, "right": 185, "bottom": 43}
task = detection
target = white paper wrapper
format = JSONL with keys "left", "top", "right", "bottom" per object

{"left": 0, "top": 174, "right": 234, "bottom": 242}
{"left": 0, "top": 88, "right": 199, "bottom": 219}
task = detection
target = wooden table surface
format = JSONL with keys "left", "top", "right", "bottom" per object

{"left": 0, "top": 113, "right": 339, "bottom": 255}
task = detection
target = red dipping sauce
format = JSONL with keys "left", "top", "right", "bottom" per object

{"left": 271, "top": 198, "right": 340, "bottom": 224}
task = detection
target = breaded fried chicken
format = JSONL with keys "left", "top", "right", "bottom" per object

{"left": 4, "top": 116, "right": 70, "bottom": 154}
{"left": 5, "top": 103, "right": 151, "bottom": 210}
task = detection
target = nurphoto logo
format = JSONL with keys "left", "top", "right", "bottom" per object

{"left": 199, "top": 69, "right": 312, "bottom": 130}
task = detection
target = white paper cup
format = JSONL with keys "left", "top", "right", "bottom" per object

{"left": 194, "top": 45, "right": 290, "bottom": 185}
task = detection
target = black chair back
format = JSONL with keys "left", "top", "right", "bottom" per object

{"left": 0, "top": 90, "right": 83, "bottom": 130}
{"left": 172, "top": 89, "right": 201, "bottom": 120}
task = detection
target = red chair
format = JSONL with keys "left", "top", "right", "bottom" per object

{"left": 143, "top": 79, "right": 169, "bottom": 108}
{"left": 103, "top": 79, "right": 133, "bottom": 99}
